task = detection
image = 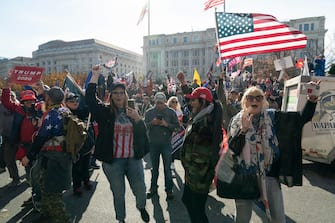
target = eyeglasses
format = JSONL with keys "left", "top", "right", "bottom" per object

{"left": 67, "top": 99, "right": 79, "bottom": 103}
{"left": 111, "top": 91, "right": 125, "bottom": 96}
{"left": 171, "top": 101, "right": 178, "bottom": 104}
{"left": 246, "top": 95, "right": 264, "bottom": 102}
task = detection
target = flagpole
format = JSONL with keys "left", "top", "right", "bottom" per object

{"left": 147, "top": 0, "right": 151, "bottom": 77}
{"left": 214, "top": 8, "right": 222, "bottom": 73}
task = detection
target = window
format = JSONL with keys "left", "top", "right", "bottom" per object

{"left": 192, "top": 59, "right": 199, "bottom": 65}
{"left": 173, "top": 37, "right": 177, "bottom": 44}
{"left": 192, "top": 49, "right": 200, "bottom": 57}
{"left": 299, "top": 24, "right": 302, "bottom": 31}
{"left": 172, "top": 51, "right": 178, "bottom": 58}
{"left": 311, "top": 23, "right": 314, "bottom": 31}
{"left": 193, "top": 35, "right": 200, "bottom": 42}
{"left": 304, "top": 24, "right": 309, "bottom": 31}
{"left": 183, "top": 36, "right": 188, "bottom": 43}
{"left": 182, "top": 50, "right": 189, "bottom": 57}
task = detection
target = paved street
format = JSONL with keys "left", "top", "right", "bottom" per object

{"left": 0, "top": 159, "right": 334, "bottom": 223}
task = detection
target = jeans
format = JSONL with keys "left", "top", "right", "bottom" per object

{"left": 235, "top": 176, "right": 286, "bottom": 223}
{"left": 102, "top": 158, "right": 146, "bottom": 221}
{"left": 149, "top": 143, "right": 173, "bottom": 193}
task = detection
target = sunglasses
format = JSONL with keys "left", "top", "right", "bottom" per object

{"left": 246, "top": 95, "right": 264, "bottom": 102}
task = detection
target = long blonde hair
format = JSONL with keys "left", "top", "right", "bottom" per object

{"left": 167, "top": 96, "right": 181, "bottom": 111}
{"left": 240, "top": 86, "right": 269, "bottom": 111}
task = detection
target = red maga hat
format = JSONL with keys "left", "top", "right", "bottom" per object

{"left": 185, "top": 87, "right": 213, "bottom": 102}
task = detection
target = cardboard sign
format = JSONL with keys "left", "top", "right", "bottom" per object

{"left": 8, "top": 66, "right": 44, "bottom": 85}
{"left": 274, "top": 56, "right": 293, "bottom": 71}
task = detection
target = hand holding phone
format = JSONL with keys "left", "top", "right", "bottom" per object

{"left": 128, "top": 99, "right": 136, "bottom": 109}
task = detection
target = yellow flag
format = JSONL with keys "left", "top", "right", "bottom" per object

{"left": 193, "top": 68, "right": 201, "bottom": 86}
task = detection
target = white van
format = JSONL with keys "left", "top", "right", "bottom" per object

{"left": 282, "top": 75, "right": 335, "bottom": 164}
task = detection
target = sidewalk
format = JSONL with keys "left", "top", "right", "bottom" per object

{"left": 0, "top": 159, "right": 266, "bottom": 223}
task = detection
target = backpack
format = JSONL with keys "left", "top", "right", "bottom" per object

{"left": 62, "top": 110, "right": 88, "bottom": 161}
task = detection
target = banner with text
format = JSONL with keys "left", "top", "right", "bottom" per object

{"left": 8, "top": 66, "right": 44, "bottom": 85}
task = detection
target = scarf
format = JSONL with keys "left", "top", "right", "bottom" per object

{"left": 230, "top": 109, "right": 279, "bottom": 221}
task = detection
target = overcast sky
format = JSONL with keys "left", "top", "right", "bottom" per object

{"left": 1, "top": 0, "right": 334, "bottom": 61}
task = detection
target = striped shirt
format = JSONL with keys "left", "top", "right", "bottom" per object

{"left": 113, "top": 111, "right": 134, "bottom": 158}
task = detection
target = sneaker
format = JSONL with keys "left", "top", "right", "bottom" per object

{"left": 140, "top": 208, "right": 150, "bottom": 222}
{"left": 73, "top": 188, "right": 83, "bottom": 197}
{"left": 146, "top": 189, "right": 157, "bottom": 199}
{"left": 8, "top": 179, "right": 21, "bottom": 187}
{"left": 166, "top": 192, "right": 174, "bottom": 200}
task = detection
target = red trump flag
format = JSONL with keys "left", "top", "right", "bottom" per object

{"left": 215, "top": 12, "right": 307, "bottom": 59}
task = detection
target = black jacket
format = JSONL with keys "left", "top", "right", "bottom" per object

{"left": 85, "top": 83, "right": 149, "bottom": 164}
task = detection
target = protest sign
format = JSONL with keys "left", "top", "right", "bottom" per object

{"left": 8, "top": 66, "right": 44, "bottom": 85}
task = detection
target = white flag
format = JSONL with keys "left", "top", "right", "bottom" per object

{"left": 302, "top": 56, "right": 310, "bottom": 76}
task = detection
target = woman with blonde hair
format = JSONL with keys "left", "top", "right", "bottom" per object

{"left": 224, "top": 85, "right": 319, "bottom": 223}
{"left": 167, "top": 96, "right": 183, "bottom": 123}
{"left": 167, "top": 96, "right": 183, "bottom": 177}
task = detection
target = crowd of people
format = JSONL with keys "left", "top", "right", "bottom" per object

{"left": 0, "top": 64, "right": 320, "bottom": 223}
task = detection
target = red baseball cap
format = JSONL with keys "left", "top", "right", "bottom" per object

{"left": 185, "top": 87, "right": 213, "bottom": 102}
{"left": 20, "top": 90, "right": 36, "bottom": 102}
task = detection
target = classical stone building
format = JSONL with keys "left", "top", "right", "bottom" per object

{"left": 287, "top": 16, "right": 326, "bottom": 59}
{"left": 32, "top": 39, "right": 143, "bottom": 75}
{"left": 143, "top": 28, "right": 218, "bottom": 80}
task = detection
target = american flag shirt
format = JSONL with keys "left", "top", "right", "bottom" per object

{"left": 113, "top": 111, "right": 134, "bottom": 158}
{"left": 37, "top": 106, "right": 67, "bottom": 138}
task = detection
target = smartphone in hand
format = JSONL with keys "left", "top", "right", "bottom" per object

{"left": 128, "top": 99, "right": 136, "bottom": 109}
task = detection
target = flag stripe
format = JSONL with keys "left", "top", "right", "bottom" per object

{"left": 204, "top": 0, "right": 225, "bottom": 11}
{"left": 220, "top": 32, "right": 306, "bottom": 49}
{"left": 221, "top": 44, "right": 307, "bottom": 59}
{"left": 216, "top": 12, "right": 307, "bottom": 59}
{"left": 220, "top": 37, "right": 307, "bottom": 53}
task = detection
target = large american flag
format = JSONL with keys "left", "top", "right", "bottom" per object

{"left": 204, "top": 0, "right": 225, "bottom": 11}
{"left": 216, "top": 12, "right": 307, "bottom": 59}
